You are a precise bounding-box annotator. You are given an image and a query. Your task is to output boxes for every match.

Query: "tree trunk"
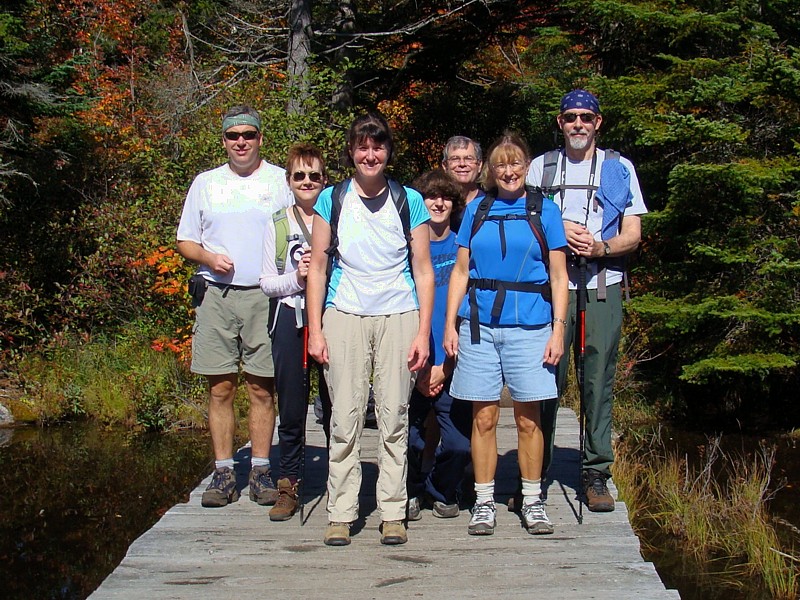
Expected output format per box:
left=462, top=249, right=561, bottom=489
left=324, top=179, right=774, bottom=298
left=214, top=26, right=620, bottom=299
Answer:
left=331, top=0, right=355, bottom=113
left=287, top=0, right=312, bottom=116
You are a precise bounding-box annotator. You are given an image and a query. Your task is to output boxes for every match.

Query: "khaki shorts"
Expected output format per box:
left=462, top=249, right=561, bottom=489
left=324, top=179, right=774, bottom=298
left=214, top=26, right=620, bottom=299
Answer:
left=191, top=285, right=274, bottom=378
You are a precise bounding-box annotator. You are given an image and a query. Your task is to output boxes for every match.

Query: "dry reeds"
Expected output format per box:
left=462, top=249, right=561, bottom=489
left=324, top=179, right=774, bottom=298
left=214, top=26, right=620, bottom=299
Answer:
left=614, top=429, right=799, bottom=599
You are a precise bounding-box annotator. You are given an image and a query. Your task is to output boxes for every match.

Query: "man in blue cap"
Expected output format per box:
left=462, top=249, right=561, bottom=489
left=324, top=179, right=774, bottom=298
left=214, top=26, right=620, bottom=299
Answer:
left=526, top=89, right=648, bottom=511
left=177, top=105, right=292, bottom=508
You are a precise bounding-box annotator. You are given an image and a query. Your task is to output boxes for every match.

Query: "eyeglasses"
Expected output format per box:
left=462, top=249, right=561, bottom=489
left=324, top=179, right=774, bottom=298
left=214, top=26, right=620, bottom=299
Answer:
left=491, top=161, right=525, bottom=173
left=446, top=156, right=479, bottom=165
left=291, top=171, right=323, bottom=183
left=561, top=112, right=597, bottom=124
left=224, top=130, right=259, bottom=141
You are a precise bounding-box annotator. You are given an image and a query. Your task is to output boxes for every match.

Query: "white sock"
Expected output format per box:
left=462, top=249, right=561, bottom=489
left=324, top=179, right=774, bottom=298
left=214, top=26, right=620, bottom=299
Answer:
left=474, top=481, right=495, bottom=505
left=215, top=458, right=234, bottom=470
left=521, top=478, right=542, bottom=506
left=251, top=457, right=270, bottom=469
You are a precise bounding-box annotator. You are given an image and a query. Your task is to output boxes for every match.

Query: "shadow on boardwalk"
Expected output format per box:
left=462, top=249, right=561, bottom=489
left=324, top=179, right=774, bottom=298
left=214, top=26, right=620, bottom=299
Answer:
left=90, top=406, right=678, bottom=599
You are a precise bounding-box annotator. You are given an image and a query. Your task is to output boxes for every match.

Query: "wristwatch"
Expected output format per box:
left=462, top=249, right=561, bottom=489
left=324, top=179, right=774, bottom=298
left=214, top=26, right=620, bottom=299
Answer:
left=602, top=241, right=611, bottom=256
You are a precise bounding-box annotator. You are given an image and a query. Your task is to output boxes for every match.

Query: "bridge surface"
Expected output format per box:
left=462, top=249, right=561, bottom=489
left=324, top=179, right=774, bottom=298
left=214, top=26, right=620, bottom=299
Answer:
left=90, top=405, right=679, bottom=599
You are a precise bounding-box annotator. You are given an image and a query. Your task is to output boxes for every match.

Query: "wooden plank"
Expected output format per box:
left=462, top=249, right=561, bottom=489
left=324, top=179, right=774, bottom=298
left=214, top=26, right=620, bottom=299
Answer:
left=89, top=406, right=679, bottom=599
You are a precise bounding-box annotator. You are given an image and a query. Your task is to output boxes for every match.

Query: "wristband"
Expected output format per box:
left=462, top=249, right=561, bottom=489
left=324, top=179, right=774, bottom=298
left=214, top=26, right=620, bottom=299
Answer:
left=553, top=317, right=567, bottom=326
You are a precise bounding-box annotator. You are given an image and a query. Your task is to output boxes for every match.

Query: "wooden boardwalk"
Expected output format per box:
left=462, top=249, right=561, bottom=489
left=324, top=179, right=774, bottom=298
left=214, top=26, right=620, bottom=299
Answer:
left=90, top=406, right=679, bottom=599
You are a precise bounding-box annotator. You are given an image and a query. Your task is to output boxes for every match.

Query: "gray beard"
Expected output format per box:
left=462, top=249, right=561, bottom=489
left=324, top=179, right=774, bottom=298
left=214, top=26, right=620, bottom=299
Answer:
left=567, top=134, right=590, bottom=151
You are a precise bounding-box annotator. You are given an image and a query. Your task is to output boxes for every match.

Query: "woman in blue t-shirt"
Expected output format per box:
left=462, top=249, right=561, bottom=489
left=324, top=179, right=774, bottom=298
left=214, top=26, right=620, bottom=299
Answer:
left=443, top=131, right=568, bottom=537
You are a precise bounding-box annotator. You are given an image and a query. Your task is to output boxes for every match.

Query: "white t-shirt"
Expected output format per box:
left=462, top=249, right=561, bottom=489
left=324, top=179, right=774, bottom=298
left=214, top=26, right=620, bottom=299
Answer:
left=315, top=181, right=430, bottom=316
left=526, top=149, right=648, bottom=290
left=177, top=160, right=292, bottom=286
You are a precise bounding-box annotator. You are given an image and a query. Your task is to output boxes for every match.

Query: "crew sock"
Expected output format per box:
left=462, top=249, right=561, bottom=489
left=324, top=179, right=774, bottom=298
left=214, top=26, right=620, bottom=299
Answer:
left=215, top=458, right=234, bottom=470
left=474, top=481, right=495, bottom=505
left=251, top=457, right=271, bottom=469
left=521, top=478, right=542, bottom=507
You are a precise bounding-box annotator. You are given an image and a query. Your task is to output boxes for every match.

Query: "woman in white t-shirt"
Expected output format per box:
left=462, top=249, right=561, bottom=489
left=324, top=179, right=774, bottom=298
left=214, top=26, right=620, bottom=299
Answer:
left=306, top=112, right=434, bottom=547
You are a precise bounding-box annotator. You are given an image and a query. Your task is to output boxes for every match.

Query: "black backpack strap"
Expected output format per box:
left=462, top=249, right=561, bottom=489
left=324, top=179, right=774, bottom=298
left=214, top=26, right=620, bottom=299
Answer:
left=525, top=186, right=550, bottom=271
left=325, top=179, right=349, bottom=281
left=467, top=278, right=552, bottom=343
left=540, top=149, right=560, bottom=193
left=469, top=192, right=496, bottom=242
left=387, top=179, right=410, bottom=241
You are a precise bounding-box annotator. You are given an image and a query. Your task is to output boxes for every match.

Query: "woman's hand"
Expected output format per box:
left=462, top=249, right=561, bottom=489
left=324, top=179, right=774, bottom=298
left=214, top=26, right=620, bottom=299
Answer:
left=542, top=328, right=564, bottom=366
left=308, top=330, right=329, bottom=364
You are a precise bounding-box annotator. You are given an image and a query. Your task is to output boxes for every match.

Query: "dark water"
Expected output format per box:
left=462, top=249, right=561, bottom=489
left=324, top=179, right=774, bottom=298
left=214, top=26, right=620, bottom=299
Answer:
left=1, top=422, right=798, bottom=600
left=630, top=427, right=800, bottom=599
left=0, top=423, right=211, bottom=600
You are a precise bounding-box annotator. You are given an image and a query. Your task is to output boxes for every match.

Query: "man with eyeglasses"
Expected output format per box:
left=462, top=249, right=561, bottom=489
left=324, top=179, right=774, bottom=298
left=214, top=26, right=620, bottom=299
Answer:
left=442, top=135, right=484, bottom=206
left=177, top=105, right=292, bottom=509
left=526, top=89, right=647, bottom=512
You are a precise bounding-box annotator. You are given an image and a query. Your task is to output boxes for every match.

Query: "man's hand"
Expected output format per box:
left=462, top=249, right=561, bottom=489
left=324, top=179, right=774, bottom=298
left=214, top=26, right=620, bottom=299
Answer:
left=563, top=221, right=595, bottom=257
left=209, top=253, right=234, bottom=275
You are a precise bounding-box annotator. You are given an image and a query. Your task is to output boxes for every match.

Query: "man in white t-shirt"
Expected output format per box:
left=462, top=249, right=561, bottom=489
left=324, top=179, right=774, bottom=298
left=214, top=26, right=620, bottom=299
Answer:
left=177, top=105, right=292, bottom=508
left=526, top=90, right=647, bottom=512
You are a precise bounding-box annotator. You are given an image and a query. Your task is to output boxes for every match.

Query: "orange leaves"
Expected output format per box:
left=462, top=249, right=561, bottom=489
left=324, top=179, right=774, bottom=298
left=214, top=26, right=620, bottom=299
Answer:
left=137, top=247, right=187, bottom=298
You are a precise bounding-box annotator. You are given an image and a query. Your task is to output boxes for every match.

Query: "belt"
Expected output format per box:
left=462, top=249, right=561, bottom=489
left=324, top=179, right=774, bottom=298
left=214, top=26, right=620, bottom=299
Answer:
left=207, top=281, right=260, bottom=291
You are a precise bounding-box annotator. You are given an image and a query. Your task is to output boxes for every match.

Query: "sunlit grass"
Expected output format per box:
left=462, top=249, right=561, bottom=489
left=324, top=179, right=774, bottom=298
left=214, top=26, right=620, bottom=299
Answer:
left=11, top=326, right=210, bottom=430
left=615, top=429, right=799, bottom=599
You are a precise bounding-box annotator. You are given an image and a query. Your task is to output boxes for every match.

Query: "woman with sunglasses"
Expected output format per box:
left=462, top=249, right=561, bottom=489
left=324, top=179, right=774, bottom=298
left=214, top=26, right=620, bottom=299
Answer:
left=259, top=142, right=332, bottom=522
left=306, top=112, right=434, bottom=547
left=443, top=131, right=569, bottom=537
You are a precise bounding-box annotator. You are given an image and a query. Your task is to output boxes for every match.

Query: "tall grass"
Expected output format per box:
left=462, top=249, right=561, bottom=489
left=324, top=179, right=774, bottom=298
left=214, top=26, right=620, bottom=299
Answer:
left=614, top=429, right=799, bottom=599
left=11, top=327, right=210, bottom=430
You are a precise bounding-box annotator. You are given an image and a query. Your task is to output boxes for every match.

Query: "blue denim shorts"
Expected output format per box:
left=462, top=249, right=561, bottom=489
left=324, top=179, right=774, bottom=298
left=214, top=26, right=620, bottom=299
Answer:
left=450, top=320, right=557, bottom=403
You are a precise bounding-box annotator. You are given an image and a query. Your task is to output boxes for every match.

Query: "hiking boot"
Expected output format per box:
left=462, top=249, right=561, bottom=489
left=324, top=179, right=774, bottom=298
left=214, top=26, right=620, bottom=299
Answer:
left=380, top=520, right=408, bottom=545
left=201, top=467, right=240, bottom=507
left=521, top=499, right=554, bottom=535
left=407, top=497, right=422, bottom=521
left=583, top=469, right=615, bottom=512
left=268, top=478, right=298, bottom=521
left=248, top=465, right=278, bottom=506
left=432, top=501, right=459, bottom=518
left=468, top=501, right=496, bottom=536
left=324, top=522, right=351, bottom=546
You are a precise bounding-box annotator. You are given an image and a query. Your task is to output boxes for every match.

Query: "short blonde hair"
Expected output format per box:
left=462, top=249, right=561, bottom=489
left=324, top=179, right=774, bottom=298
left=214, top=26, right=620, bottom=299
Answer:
left=480, top=131, right=531, bottom=192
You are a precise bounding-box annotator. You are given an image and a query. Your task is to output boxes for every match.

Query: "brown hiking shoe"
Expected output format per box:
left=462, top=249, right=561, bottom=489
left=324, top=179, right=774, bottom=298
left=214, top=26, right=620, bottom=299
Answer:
left=269, top=478, right=298, bottom=521
left=324, top=522, right=351, bottom=546
left=380, top=520, right=407, bottom=545
left=582, top=469, right=615, bottom=512
left=201, top=467, right=240, bottom=507
left=248, top=465, right=278, bottom=505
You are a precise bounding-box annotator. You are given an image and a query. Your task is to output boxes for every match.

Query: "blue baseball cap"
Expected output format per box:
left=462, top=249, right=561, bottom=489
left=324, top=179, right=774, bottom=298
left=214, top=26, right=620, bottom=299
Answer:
left=560, top=89, right=601, bottom=114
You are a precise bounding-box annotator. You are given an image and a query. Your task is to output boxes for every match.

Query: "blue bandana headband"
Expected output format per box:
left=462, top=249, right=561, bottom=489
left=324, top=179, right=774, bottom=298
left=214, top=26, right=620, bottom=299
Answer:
left=222, top=114, right=261, bottom=133
left=560, top=89, right=601, bottom=114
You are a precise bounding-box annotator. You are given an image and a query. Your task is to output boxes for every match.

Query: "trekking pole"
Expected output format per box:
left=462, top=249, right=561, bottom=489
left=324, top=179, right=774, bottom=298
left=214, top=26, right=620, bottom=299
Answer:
left=577, top=256, right=588, bottom=525
left=299, top=325, right=308, bottom=526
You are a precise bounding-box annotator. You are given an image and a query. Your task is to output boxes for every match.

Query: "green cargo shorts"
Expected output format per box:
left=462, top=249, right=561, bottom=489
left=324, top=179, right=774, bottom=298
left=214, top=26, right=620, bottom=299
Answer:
left=191, top=285, right=274, bottom=378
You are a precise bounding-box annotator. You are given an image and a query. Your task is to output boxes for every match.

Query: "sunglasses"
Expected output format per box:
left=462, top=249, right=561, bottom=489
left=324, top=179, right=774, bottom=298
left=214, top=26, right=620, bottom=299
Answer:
left=291, top=171, right=324, bottom=183
left=224, top=130, right=259, bottom=141
left=561, top=112, right=597, bottom=124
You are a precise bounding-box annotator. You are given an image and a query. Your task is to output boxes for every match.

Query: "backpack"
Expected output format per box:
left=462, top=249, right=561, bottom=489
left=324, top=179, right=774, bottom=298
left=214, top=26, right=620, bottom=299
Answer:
left=539, top=147, right=630, bottom=301
left=465, top=185, right=552, bottom=344
left=324, top=178, right=412, bottom=274
left=272, top=206, right=311, bottom=274
left=540, top=148, right=620, bottom=198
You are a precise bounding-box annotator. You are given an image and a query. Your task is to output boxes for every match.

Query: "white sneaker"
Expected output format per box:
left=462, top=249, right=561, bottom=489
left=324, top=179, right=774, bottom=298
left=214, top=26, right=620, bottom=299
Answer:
left=468, top=501, right=496, bottom=535
left=522, top=500, right=554, bottom=535
left=407, top=497, right=421, bottom=521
